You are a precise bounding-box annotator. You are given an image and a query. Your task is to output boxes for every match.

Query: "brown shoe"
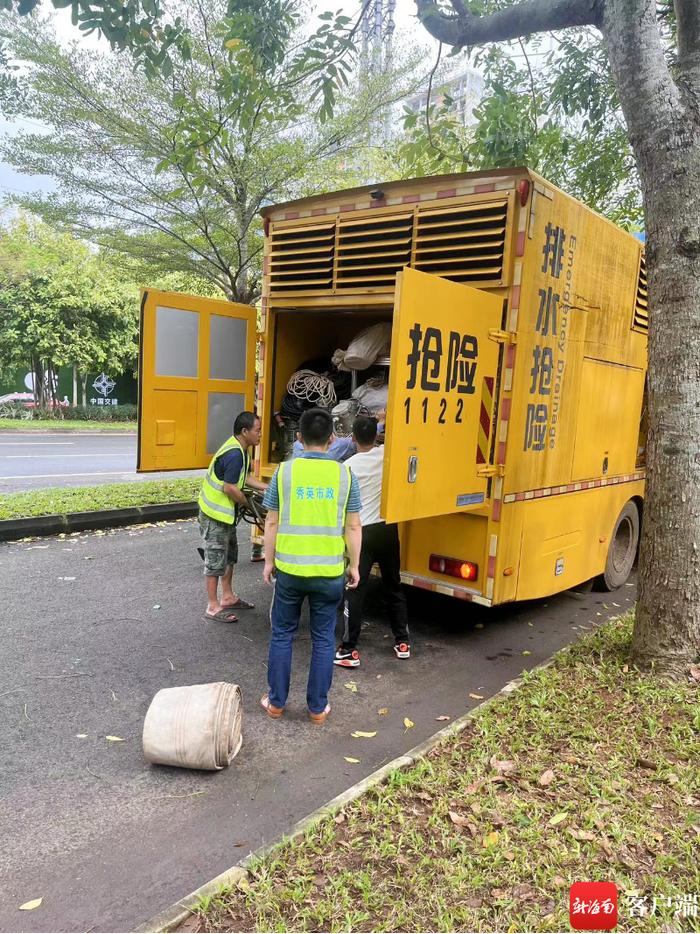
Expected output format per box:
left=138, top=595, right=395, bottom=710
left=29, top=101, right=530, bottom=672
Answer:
left=308, top=703, right=331, bottom=725
left=260, top=694, right=284, bottom=719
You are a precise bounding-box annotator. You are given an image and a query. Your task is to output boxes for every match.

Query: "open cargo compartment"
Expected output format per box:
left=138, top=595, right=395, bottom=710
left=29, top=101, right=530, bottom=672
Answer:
left=261, top=305, right=393, bottom=471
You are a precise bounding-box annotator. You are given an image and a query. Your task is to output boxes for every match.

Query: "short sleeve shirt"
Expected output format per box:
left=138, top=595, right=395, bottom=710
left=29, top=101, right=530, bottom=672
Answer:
left=214, top=448, right=248, bottom=487
left=263, top=451, right=361, bottom=513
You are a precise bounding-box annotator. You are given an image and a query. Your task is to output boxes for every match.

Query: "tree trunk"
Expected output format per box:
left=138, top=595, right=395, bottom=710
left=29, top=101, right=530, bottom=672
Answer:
left=81, top=373, right=88, bottom=407
left=603, top=0, right=700, bottom=677
left=72, top=364, right=77, bottom=407
left=34, top=357, right=45, bottom=408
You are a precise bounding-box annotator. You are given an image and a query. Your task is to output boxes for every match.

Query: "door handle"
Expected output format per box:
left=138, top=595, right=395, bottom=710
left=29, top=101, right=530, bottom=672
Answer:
left=408, top=455, right=418, bottom=483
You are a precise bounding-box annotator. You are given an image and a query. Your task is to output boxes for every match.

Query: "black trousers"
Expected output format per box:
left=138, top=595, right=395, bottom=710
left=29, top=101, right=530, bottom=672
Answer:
left=341, top=521, right=409, bottom=650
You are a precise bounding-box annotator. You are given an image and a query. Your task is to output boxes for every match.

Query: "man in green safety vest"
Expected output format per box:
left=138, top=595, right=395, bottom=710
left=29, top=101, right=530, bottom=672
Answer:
left=198, top=411, right=268, bottom=623
left=260, top=407, right=362, bottom=724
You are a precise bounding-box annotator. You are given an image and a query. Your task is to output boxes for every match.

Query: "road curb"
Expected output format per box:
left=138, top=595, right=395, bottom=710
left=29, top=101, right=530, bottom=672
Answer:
left=136, top=657, right=557, bottom=934
left=0, top=502, right=198, bottom=542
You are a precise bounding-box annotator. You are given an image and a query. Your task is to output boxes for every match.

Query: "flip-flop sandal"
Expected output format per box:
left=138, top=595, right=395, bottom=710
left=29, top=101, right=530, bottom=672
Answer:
left=203, top=609, right=239, bottom=623
left=223, top=597, right=255, bottom=610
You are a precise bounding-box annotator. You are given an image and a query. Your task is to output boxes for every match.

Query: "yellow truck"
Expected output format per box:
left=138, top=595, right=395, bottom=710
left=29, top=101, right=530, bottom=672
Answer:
left=137, top=167, right=647, bottom=607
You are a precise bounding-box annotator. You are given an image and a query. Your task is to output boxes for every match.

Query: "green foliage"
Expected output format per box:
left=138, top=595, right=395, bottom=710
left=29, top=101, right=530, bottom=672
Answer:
left=1, top=0, right=364, bottom=128
left=0, top=215, right=139, bottom=400
left=388, top=31, right=642, bottom=229
left=2, top=0, right=188, bottom=80
left=0, top=415, right=136, bottom=429
left=0, top=402, right=138, bottom=420
left=0, top=476, right=200, bottom=519
left=1, top=4, right=422, bottom=301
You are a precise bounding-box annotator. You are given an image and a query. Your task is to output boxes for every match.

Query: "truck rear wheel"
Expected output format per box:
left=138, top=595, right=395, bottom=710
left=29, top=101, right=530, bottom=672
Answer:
left=595, top=501, right=640, bottom=591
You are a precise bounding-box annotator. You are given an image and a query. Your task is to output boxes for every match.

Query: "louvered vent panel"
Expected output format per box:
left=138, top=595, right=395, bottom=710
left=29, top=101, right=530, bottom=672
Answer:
left=633, top=253, right=648, bottom=332
left=335, top=213, right=413, bottom=288
left=269, top=222, right=335, bottom=292
left=413, top=199, right=508, bottom=284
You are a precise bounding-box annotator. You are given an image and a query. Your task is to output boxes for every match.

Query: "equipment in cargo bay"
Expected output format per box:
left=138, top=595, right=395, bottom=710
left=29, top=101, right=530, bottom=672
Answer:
left=136, top=168, right=647, bottom=608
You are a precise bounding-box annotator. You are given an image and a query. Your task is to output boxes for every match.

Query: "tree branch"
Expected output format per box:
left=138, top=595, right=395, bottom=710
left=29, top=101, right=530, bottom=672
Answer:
left=674, top=0, right=700, bottom=91
left=415, top=0, right=602, bottom=47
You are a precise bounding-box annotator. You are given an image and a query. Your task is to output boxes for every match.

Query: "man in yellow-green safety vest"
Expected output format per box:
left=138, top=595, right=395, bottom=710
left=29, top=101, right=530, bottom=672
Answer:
left=260, top=407, right=362, bottom=725
left=198, top=411, right=268, bottom=623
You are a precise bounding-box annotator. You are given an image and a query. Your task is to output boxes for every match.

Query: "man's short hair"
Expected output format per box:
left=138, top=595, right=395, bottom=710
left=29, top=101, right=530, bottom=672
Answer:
left=352, top=416, right=378, bottom=446
left=299, top=407, right=333, bottom=446
left=234, top=411, right=258, bottom=435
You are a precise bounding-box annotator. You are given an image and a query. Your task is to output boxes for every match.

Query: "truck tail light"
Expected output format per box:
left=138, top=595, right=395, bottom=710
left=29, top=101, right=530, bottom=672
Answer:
left=429, top=554, right=478, bottom=581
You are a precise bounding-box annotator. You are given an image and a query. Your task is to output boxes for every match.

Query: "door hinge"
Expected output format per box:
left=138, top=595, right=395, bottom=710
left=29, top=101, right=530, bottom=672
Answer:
left=476, top=464, right=505, bottom=478
left=489, top=329, right=517, bottom=345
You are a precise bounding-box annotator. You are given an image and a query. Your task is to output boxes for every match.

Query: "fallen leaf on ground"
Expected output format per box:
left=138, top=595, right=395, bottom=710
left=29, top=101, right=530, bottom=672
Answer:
left=690, top=665, right=700, bottom=682
left=490, top=756, right=516, bottom=775
left=522, top=650, right=532, bottom=656
left=538, top=769, right=555, bottom=786
left=482, top=831, right=500, bottom=848
left=513, top=884, right=537, bottom=901
left=667, top=773, right=680, bottom=784
left=548, top=812, right=569, bottom=826
left=75, top=733, right=87, bottom=739
left=351, top=730, right=377, bottom=738
left=105, top=735, right=125, bottom=742
left=333, top=814, right=345, bottom=824
left=569, top=829, right=596, bottom=841
left=449, top=810, right=471, bottom=828
left=19, top=899, right=42, bottom=911
left=153, top=604, right=161, bottom=610
left=233, top=841, right=249, bottom=847
left=635, top=757, right=656, bottom=770
left=416, top=791, right=432, bottom=802
left=622, top=664, right=629, bottom=673
left=344, top=682, right=358, bottom=693
left=435, top=715, right=450, bottom=721
left=552, top=875, right=567, bottom=888
left=343, top=756, right=360, bottom=764
left=469, top=693, right=484, bottom=700
left=377, top=707, right=389, bottom=716
left=403, top=717, right=415, bottom=731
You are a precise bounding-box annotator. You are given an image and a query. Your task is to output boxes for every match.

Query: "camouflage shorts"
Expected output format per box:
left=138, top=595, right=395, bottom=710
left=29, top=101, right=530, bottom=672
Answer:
left=198, top=510, right=238, bottom=576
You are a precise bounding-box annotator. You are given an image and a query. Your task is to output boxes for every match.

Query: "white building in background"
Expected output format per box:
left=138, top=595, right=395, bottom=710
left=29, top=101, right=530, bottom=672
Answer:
left=406, top=67, right=485, bottom=126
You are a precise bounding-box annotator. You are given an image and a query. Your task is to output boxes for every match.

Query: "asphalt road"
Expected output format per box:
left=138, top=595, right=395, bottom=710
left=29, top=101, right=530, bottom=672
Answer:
left=0, top=432, right=203, bottom=494
left=0, top=521, right=637, bottom=933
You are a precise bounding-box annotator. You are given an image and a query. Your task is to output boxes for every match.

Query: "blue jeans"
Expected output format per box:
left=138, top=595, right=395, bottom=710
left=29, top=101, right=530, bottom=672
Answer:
left=268, top=570, right=345, bottom=714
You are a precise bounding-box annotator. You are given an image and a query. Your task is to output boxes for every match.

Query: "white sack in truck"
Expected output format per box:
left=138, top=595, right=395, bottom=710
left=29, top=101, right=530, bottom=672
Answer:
left=352, top=378, right=388, bottom=412
left=332, top=322, right=391, bottom=372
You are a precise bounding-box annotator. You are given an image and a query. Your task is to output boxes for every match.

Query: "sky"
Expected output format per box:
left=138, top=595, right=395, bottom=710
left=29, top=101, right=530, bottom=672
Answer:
left=0, top=0, right=440, bottom=201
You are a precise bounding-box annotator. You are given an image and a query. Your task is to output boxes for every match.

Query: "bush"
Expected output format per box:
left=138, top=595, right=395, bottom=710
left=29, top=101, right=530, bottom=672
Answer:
left=0, top=402, right=138, bottom=421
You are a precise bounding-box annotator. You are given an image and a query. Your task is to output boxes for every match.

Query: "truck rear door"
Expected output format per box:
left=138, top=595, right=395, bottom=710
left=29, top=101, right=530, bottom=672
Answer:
left=138, top=289, right=256, bottom=471
left=382, top=267, right=502, bottom=523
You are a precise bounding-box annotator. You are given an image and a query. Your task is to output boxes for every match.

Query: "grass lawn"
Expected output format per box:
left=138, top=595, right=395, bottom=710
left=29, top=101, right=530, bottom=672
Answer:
left=0, top=477, right=201, bottom=520
left=193, top=613, right=700, bottom=933
left=0, top=418, right=137, bottom=432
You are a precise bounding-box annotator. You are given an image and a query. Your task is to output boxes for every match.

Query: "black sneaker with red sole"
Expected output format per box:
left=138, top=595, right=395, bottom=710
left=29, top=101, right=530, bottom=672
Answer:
left=334, top=648, right=360, bottom=667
